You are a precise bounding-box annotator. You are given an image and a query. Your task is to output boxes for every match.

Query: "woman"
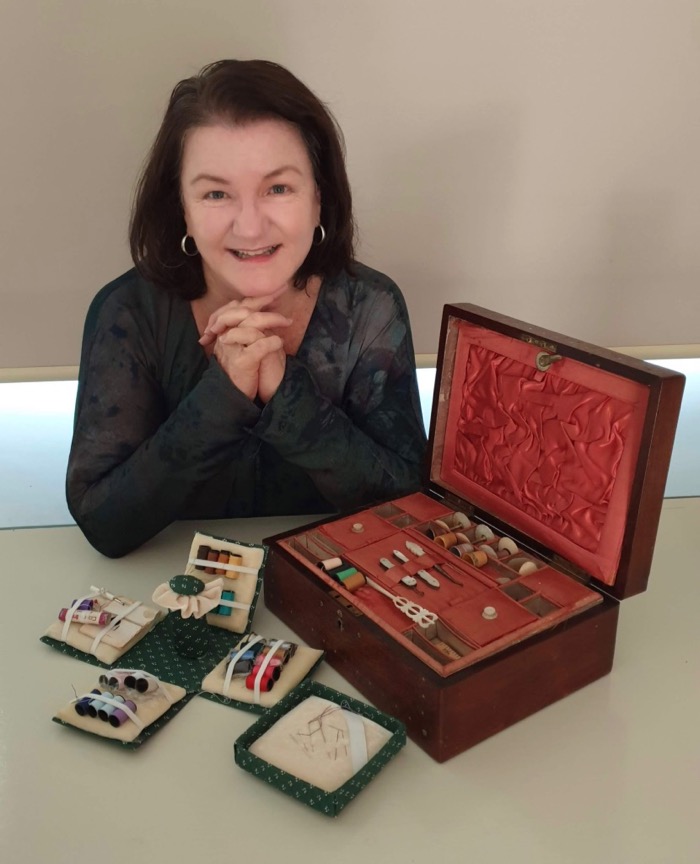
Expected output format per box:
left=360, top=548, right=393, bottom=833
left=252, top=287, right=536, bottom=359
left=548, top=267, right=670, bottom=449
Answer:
left=66, top=59, right=427, bottom=557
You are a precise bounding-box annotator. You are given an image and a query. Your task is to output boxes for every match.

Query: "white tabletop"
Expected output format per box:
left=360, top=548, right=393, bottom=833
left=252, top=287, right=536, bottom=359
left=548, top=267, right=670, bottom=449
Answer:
left=0, top=500, right=697, bottom=864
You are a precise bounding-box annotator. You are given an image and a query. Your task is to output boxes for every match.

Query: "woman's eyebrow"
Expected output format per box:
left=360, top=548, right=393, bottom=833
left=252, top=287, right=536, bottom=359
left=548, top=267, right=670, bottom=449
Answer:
left=189, top=166, right=303, bottom=185
left=189, top=173, right=229, bottom=185
left=263, top=165, right=303, bottom=179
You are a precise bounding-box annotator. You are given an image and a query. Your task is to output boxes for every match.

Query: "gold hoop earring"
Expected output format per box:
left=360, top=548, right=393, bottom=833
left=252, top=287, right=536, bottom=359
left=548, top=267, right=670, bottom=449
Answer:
left=313, top=224, right=326, bottom=246
left=181, top=234, right=199, bottom=257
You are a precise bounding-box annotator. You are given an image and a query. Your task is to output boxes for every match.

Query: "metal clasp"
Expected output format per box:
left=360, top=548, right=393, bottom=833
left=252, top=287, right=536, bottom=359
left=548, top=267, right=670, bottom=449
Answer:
left=535, top=352, right=563, bottom=372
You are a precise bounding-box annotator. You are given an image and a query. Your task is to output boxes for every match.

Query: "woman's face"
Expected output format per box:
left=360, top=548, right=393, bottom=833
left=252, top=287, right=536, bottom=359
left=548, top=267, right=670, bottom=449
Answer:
left=180, top=118, right=321, bottom=301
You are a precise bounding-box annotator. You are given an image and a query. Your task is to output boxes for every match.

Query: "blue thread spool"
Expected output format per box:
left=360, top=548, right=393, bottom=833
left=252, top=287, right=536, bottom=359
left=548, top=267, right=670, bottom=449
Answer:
left=87, top=690, right=113, bottom=718
left=98, top=694, right=125, bottom=722
left=71, top=598, right=95, bottom=611
left=109, top=699, right=137, bottom=728
left=233, top=659, right=253, bottom=675
left=74, top=688, right=101, bottom=716
left=216, top=590, right=235, bottom=617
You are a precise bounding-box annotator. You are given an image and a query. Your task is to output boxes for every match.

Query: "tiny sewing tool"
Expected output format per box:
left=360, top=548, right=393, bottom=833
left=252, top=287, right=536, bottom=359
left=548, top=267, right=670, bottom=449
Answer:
left=364, top=577, right=437, bottom=628
left=379, top=557, right=423, bottom=594
left=432, top=562, right=464, bottom=587
left=404, top=541, right=441, bottom=588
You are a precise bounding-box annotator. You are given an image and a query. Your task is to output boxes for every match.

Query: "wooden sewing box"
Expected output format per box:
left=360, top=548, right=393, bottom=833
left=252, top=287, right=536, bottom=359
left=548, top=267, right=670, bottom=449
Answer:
left=263, top=304, right=685, bottom=762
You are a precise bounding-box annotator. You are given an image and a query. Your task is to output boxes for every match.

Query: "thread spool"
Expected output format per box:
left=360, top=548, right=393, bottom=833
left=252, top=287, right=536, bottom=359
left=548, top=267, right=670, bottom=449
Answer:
left=87, top=691, right=112, bottom=718
left=426, top=520, right=450, bottom=539
left=98, top=694, right=125, bottom=722
left=231, top=659, right=254, bottom=675
left=227, top=553, right=243, bottom=578
left=434, top=532, right=458, bottom=549
left=124, top=673, right=157, bottom=693
left=341, top=571, right=367, bottom=593
left=335, top=566, right=358, bottom=581
left=58, top=608, right=111, bottom=626
left=450, top=512, right=472, bottom=530
left=70, top=598, right=95, bottom=611
left=216, top=589, right=235, bottom=617
left=196, top=544, right=210, bottom=570
left=510, top=557, right=538, bottom=575
left=452, top=549, right=488, bottom=567
left=475, top=524, right=495, bottom=541
left=320, top=557, right=343, bottom=572
left=245, top=671, right=274, bottom=692
left=259, top=643, right=295, bottom=663
left=498, top=538, right=519, bottom=556
left=109, top=700, right=137, bottom=728
left=74, top=689, right=101, bottom=717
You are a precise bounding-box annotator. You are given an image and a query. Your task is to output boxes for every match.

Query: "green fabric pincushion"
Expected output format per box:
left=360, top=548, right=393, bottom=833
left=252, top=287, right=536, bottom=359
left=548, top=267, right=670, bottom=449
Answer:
left=152, top=574, right=224, bottom=659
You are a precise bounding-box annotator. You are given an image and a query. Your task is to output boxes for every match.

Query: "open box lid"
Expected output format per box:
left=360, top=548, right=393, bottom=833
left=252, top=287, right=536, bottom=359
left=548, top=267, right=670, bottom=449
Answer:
left=427, top=304, right=685, bottom=600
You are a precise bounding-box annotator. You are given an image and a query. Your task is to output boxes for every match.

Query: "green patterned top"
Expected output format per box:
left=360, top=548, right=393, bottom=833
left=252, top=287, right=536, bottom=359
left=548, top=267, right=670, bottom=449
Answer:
left=67, top=264, right=426, bottom=557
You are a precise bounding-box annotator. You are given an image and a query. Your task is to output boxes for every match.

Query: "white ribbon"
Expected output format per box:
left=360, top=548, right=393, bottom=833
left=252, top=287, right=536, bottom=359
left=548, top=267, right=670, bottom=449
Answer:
left=341, top=709, right=369, bottom=773
left=188, top=556, right=259, bottom=576
left=252, top=639, right=284, bottom=704
left=215, top=596, right=250, bottom=612
left=223, top=634, right=264, bottom=696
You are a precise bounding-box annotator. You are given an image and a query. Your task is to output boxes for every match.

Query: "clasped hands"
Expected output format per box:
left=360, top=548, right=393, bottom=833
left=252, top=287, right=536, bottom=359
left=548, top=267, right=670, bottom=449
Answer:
left=199, top=295, right=292, bottom=403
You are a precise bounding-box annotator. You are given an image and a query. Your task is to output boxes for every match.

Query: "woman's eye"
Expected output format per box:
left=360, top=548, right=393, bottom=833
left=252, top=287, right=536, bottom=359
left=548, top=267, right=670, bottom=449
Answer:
left=205, top=190, right=226, bottom=200
left=269, top=184, right=288, bottom=195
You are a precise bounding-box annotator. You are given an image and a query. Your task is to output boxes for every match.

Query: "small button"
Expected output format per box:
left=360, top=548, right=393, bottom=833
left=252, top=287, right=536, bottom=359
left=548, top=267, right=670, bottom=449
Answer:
left=482, top=605, right=498, bottom=620
left=351, top=522, right=364, bottom=533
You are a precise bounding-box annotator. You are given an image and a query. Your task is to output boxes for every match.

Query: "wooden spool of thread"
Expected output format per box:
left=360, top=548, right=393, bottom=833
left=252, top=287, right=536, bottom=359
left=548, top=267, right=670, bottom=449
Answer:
left=341, top=571, right=367, bottom=593
left=434, top=531, right=458, bottom=549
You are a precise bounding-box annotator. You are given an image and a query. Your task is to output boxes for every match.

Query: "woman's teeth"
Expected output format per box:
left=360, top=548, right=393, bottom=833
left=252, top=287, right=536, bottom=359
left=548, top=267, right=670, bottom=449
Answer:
left=232, top=246, right=278, bottom=259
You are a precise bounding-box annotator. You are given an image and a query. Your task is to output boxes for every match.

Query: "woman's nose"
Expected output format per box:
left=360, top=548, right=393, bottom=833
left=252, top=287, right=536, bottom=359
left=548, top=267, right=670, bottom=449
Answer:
left=231, top=197, right=265, bottom=239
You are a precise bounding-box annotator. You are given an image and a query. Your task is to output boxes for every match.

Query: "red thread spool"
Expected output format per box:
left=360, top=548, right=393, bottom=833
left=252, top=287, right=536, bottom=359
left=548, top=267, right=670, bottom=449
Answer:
left=245, top=671, right=275, bottom=692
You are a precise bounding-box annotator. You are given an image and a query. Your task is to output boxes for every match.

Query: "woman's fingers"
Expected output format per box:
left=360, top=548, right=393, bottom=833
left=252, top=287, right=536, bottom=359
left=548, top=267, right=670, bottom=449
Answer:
left=199, top=309, right=291, bottom=345
left=213, top=329, right=285, bottom=399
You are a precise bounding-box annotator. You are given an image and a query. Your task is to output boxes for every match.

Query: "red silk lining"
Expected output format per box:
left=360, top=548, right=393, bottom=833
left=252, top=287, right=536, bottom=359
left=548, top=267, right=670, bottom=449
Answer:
left=438, top=323, right=649, bottom=586
left=453, top=346, right=630, bottom=551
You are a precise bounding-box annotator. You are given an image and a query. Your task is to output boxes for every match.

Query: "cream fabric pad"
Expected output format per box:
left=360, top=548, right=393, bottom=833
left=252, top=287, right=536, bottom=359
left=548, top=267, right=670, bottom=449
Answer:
left=201, top=645, right=324, bottom=708
left=249, top=695, right=392, bottom=792
left=54, top=679, right=186, bottom=743
left=44, top=601, right=164, bottom=665
left=185, top=531, right=264, bottom=633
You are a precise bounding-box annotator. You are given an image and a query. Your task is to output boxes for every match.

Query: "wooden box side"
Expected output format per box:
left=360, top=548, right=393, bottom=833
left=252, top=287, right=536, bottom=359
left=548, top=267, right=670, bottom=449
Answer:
left=264, top=544, right=620, bottom=762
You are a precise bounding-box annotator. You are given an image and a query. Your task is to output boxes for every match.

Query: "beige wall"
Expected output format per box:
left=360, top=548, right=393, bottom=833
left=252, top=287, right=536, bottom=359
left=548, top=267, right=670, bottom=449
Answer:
left=1, top=0, right=699, bottom=367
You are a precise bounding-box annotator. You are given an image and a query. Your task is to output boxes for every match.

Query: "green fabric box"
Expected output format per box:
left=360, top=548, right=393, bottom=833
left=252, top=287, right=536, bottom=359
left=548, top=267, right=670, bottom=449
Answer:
left=234, top=680, right=406, bottom=816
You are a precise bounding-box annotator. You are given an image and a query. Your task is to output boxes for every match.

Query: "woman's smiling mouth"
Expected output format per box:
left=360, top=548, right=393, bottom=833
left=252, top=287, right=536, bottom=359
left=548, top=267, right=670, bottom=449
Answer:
left=230, top=245, right=280, bottom=260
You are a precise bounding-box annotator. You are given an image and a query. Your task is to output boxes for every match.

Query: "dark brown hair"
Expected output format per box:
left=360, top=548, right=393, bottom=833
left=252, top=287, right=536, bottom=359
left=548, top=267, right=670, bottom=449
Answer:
left=129, top=59, right=355, bottom=297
